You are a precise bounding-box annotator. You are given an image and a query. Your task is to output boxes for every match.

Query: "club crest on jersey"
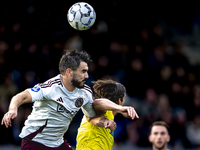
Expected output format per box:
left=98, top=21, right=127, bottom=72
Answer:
left=31, top=85, right=40, bottom=92
left=75, top=97, right=83, bottom=107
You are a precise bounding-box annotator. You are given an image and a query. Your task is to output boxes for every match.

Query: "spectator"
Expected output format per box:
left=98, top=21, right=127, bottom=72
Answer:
left=149, top=121, right=170, bottom=150
left=186, top=113, right=200, bottom=149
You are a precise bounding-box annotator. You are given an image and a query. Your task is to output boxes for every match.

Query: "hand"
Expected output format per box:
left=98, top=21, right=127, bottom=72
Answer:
left=104, top=120, right=117, bottom=131
left=119, top=106, right=139, bottom=120
left=1, top=109, right=18, bottom=128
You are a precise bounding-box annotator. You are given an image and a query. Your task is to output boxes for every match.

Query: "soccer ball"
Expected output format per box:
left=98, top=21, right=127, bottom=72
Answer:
left=67, top=2, right=96, bottom=31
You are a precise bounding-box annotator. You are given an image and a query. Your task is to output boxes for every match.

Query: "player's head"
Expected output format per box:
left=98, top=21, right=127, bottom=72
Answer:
left=59, top=49, right=92, bottom=88
left=59, top=49, right=92, bottom=73
left=149, top=121, right=170, bottom=150
left=92, top=79, right=126, bottom=105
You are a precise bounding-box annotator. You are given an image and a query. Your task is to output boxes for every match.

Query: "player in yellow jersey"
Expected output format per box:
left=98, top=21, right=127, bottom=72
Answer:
left=76, top=79, right=139, bottom=150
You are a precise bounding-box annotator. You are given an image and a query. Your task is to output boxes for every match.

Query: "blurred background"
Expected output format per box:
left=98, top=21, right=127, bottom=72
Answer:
left=1, top=0, right=200, bottom=150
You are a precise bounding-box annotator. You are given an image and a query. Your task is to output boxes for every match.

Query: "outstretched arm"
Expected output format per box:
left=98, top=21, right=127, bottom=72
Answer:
left=93, top=98, right=139, bottom=120
left=1, top=90, right=32, bottom=128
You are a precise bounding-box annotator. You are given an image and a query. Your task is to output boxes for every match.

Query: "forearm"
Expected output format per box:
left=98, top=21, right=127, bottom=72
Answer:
left=93, top=98, right=122, bottom=113
left=9, top=90, right=32, bottom=111
left=85, top=115, right=106, bottom=127
left=2, top=90, right=32, bottom=128
left=93, top=99, right=139, bottom=120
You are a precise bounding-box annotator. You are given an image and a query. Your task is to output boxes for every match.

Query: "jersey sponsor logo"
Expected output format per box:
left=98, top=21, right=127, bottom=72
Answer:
left=57, top=104, right=78, bottom=116
left=57, top=104, right=65, bottom=113
left=75, top=97, right=83, bottom=107
left=31, top=86, right=41, bottom=92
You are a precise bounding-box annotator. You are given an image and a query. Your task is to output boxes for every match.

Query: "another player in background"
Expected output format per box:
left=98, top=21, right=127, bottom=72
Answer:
left=76, top=79, right=139, bottom=150
left=1, top=49, right=138, bottom=150
left=149, top=121, right=170, bottom=150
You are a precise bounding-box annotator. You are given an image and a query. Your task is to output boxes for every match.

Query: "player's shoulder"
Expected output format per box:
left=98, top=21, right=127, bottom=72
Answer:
left=82, top=84, right=93, bottom=95
left=78, top=84, right=93, bottom=97
left=39, top=74, right=62, bottom=88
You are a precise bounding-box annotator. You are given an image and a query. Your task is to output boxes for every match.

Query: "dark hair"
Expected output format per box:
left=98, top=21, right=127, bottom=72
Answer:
left=149, top=121, right=170, bottom=134
left=92, top=79, right=126, bottom=104
left=59, top=49, right=92, bottom=74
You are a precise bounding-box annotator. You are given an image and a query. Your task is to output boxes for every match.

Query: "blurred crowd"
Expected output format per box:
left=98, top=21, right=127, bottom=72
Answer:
left=1, top=1, right=200, bottom=150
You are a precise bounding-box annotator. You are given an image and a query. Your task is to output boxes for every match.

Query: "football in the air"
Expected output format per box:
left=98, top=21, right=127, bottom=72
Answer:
left=67, top=2, right=96, bottom=31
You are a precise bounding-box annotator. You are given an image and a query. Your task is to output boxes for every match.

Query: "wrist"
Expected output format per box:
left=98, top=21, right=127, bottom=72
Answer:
left=116, top=105, right=123, bottom=113
left=9, top=106, right=18, bottom=112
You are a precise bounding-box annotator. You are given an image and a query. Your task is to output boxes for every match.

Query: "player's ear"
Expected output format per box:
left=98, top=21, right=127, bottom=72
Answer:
left=117, top=98, right=120, bottom=105
left=167, top=135, right=170, bottom=142
left=148, top=135, right=152, bottom=142
left=66, top=68, right=73, bottom=76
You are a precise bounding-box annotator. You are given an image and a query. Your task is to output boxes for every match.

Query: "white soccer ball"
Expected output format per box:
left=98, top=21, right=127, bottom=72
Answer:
left=67, top=2, right=96, bottom=31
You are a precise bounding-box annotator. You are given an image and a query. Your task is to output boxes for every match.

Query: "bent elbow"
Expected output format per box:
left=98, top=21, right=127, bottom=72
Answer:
left=93, top=99, right=100, bottom=110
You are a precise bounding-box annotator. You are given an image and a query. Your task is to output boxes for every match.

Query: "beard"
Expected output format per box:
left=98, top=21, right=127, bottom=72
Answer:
left=154, top=142, right=166, bottom=150
left=71, top=78, right=87, bottom=88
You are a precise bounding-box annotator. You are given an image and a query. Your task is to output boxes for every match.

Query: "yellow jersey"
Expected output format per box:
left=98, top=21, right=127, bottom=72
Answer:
left=76, top=111, right=114, bottom=150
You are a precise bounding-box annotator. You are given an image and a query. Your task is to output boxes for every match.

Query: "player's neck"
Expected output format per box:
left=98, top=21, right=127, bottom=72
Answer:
left=61, top=75, right=75, bottom=92
left=112, top=111, right=117, bottom=116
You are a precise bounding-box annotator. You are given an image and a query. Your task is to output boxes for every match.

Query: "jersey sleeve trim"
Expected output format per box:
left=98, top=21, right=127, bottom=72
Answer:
left=39, top=79, right=63, bottom=88
left=83, top=85, right=92, bottom=94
